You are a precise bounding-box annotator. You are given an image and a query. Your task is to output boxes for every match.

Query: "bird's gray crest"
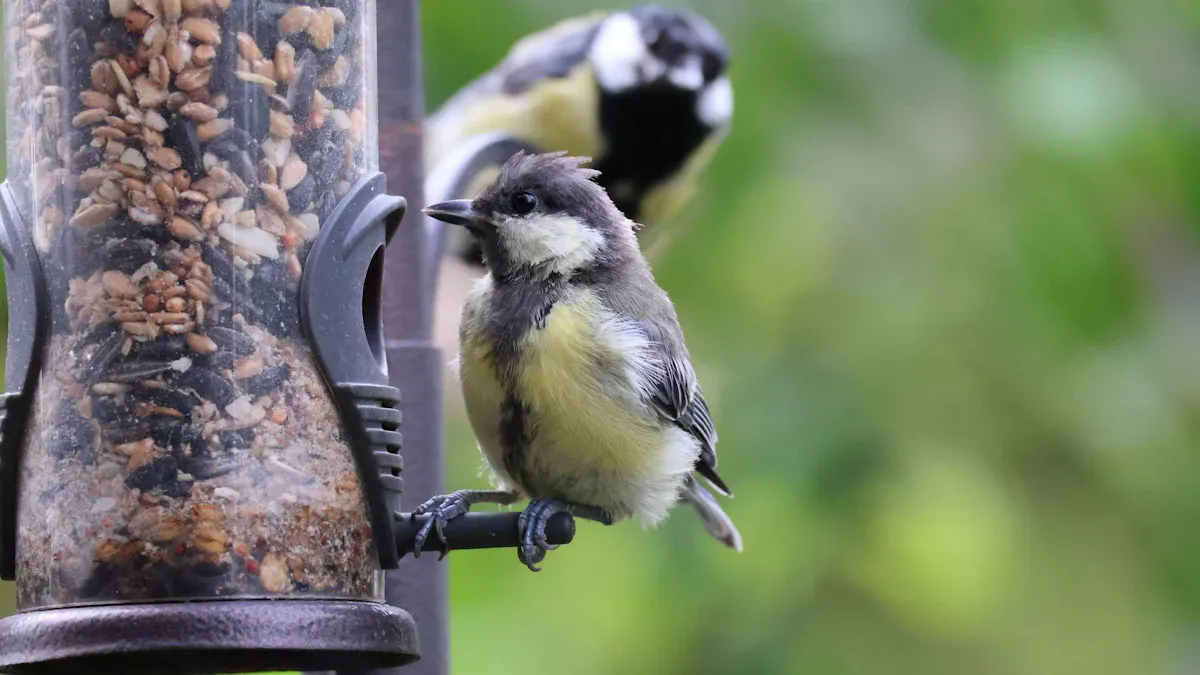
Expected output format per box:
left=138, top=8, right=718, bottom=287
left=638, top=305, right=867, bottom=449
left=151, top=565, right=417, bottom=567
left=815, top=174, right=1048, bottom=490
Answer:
left=497, top=150, right=602, bottom=187
left=475, top=150, right=616, bottom=222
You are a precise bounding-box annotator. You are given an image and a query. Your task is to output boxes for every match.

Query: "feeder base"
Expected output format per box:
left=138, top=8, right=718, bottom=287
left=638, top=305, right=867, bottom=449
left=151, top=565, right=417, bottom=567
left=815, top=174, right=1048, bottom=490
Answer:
left=0, top=599, right=420, bottom=674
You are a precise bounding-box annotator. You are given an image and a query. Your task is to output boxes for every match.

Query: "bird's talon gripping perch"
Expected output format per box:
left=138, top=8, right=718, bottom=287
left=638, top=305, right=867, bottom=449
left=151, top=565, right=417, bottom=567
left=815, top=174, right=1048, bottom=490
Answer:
left=517, top=498, right=564, bottom=571
left=408, top=489, right=523, bottom=559
left=515, top=499, right=612, bottom=572
left=410, top=491, right=474, bottom=558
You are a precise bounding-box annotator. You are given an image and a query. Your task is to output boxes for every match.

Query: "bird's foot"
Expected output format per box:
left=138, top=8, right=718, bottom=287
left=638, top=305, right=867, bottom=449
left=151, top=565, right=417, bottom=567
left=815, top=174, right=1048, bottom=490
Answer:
left=517, top=499, right=613, bottom=572
left=411, top=489, right=520, bottom=560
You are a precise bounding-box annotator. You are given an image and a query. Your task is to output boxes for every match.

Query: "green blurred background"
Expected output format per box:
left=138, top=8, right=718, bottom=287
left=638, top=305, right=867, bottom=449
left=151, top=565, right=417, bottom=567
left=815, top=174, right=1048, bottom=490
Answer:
left=7, top=0, right=1200, bottom=673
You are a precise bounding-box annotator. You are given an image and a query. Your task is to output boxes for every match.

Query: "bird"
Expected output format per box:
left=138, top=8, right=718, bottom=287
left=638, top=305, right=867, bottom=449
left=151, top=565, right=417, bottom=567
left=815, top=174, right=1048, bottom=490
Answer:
left=416, top=151, right=742, bottom=571
left=425, top=3, right=734, bottom=270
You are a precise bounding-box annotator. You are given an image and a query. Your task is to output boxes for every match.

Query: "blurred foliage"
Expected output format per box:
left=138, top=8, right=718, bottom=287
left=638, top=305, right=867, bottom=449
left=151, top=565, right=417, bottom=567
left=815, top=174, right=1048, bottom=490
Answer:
left=1, top=1, right=1200, bottom=674
left=426, top=1, right=1200, bottom=674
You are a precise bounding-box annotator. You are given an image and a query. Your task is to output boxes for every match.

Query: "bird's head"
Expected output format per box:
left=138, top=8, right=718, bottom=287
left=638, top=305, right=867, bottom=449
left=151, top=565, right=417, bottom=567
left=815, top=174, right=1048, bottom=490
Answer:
left=423, top=152, right=637, bottom=281
left=588, top=4, right=732, bottom=128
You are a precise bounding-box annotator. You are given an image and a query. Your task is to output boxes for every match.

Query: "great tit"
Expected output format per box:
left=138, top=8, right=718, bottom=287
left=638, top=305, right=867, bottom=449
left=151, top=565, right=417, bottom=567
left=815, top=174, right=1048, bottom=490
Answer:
left=418, top=151, right=742, bottom=571
left=425, top=3, right=733, bottom=268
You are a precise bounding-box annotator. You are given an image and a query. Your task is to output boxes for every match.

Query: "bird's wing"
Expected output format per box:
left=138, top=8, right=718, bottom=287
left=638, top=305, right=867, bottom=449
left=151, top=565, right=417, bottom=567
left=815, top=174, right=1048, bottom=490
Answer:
left=497, top=12, right=607, bottom=95
left=643, top=346, right=732, bottom=497
left=430, top=12, right=606, bottom=115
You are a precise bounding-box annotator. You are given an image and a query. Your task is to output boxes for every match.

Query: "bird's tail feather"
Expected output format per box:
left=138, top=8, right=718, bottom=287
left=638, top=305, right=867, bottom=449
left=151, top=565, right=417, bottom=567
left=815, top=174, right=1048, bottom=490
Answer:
left=681, top=478, right=743, bottom=552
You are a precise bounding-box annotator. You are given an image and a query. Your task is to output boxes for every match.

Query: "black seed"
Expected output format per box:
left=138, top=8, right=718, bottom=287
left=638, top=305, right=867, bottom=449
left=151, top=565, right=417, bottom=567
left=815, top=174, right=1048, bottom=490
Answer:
left=83, top=221, right=175, bottom=248
left=286, top=50, right=318, bottom=121
left=294, top=116, right=334, bottom=159
left=144, top=562, right=174, bottom=598
left=101, top=422, right=146, bottom=445
left=91, top=395, right=133, bottom=423
left=315, top=23, right=348, bottom=69
left=322, top=61, right=362, bottom=111
left=208, top=134, right=261, bottom=190
left=72, top=0, right=112, bottom=25
left=148, top=419, right=196, bottom=450
left=201, top=241, right=240, bottom=280
left=131, top=385, right=201, bottom=413
left=173, top=562, right=229, bottom=596
left=95, top=20, right=136, bottom=57
left=317, top=189, right=341, bottom=222
left=128, top=335, right=188, bottom=361
left=228, top=80, right=272, bottom=142
left=287, top=171, right=315, bottom=212
left=100, top=238, right=161, bottom=275
left=206, top=326, right=256, bottom=355
left=166, top=116, right=204, bottom=176
left=185, top=453, right=240, bottom=480
left=193, top=561, right=231, bottom=578
left=81, top=330, right=126, bottom=382
left=312, top=135, right=345, bottom=195
left=202, top=350, right=239, bottom=372
left=78, top=320, right=121, bottom=349
left=77, top=563, right=117, bottom=600
left=50, top=404, right=95, bottom=464
left=163, top=479, right=194, bottom=499
left=179, top=369, right=238, bottom=408
left=71, top=144, right=104, bottom=172
left=244, top=364, right=291, bottom=395
left=63, top=28, right=93, bottom=92
left=212, top=12, right=241, bottom=90
left=125, top=455, right=179, bottom=492
left=105, top=360, right=175, bottom=383
left=211, top=277, right=268, bottom=325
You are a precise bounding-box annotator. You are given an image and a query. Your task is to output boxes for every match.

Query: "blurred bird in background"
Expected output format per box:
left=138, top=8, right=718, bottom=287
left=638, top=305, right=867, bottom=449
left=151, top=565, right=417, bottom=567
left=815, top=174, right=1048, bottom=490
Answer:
left=425, top=4, right=734, bottom=354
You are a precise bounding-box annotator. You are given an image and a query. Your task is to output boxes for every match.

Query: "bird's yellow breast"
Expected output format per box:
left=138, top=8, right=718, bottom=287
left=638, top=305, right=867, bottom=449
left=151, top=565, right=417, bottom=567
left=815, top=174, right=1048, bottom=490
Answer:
left=457, top=291, right=661, bottom=501
left=515, top=295, right=659, bottom=472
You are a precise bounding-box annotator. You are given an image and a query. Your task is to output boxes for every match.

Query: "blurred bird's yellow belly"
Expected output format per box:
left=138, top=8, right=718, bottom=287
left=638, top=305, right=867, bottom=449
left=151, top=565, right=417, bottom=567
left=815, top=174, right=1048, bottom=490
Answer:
left=426, top=64, right=603, bottom=170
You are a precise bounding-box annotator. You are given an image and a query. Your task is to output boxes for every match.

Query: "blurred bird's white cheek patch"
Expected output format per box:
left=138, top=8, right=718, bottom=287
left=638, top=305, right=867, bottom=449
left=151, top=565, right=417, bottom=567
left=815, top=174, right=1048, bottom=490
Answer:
left=697, top=76, right=733, bottom=127
left=590, top=13, right=655, bottom=91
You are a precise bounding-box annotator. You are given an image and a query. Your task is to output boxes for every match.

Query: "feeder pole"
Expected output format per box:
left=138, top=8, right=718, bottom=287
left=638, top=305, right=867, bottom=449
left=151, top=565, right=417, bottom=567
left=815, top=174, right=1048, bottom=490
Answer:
left=380, top=1, right=449, bottom=674
left=372, top=1, right=448, bottom=674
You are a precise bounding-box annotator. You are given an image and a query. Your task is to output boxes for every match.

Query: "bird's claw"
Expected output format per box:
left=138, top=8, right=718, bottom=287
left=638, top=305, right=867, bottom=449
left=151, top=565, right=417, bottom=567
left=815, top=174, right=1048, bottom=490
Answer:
left=410, top=491, right=474, bottom=560
left=516, top=498, right=569, bottom=572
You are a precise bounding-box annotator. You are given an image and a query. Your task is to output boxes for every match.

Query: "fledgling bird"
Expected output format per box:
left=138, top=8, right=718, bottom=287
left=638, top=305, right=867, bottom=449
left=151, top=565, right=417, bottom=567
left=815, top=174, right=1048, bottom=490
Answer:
left=417, top=151, right=742, bottom=571
left=425, top=3, right=734, bottom=268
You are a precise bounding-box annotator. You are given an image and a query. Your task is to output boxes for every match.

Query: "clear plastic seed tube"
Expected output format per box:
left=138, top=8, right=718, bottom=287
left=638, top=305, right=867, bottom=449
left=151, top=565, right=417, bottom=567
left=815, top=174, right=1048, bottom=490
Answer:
left=5, top=0, right=384, bottom=609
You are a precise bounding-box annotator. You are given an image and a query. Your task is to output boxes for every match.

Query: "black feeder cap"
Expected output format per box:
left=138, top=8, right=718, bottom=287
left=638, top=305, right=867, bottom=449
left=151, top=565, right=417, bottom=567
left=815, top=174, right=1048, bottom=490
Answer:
left=0, top=600, right=420, bottom=675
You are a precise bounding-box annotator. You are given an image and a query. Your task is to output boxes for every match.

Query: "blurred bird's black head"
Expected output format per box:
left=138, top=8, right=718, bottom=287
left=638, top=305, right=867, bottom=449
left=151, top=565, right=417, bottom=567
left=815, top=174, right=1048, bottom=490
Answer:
left=584, top=5, right=733, bottom=220
left=633, top=4, right=728, bottom=86
left=424, top=152, right=637, bottom=281
left=590, top=4, right=729, bottom=96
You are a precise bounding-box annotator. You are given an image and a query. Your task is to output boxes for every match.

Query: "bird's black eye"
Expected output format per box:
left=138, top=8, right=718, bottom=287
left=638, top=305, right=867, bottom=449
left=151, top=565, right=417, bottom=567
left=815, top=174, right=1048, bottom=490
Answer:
left=510, top=191, right=538, bottom=215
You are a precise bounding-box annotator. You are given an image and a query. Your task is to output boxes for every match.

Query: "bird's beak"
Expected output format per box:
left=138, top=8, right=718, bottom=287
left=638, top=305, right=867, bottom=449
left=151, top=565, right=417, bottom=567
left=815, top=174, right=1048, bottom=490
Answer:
left=422, top=200, right=487, bottom=229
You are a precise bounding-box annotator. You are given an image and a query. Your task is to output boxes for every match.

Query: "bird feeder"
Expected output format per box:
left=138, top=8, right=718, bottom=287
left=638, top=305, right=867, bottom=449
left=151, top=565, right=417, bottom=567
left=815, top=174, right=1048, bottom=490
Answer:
left=0, top=0, right=419, bottom=671
left=0, top=2, right=573, bottom=674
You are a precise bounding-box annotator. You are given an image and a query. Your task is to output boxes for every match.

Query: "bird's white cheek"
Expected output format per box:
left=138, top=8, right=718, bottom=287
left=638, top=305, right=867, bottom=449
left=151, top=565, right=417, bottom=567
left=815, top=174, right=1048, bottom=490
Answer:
left=697, top=76, right=733, bottom=128
left=501, top=215, right=603, bottom=271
